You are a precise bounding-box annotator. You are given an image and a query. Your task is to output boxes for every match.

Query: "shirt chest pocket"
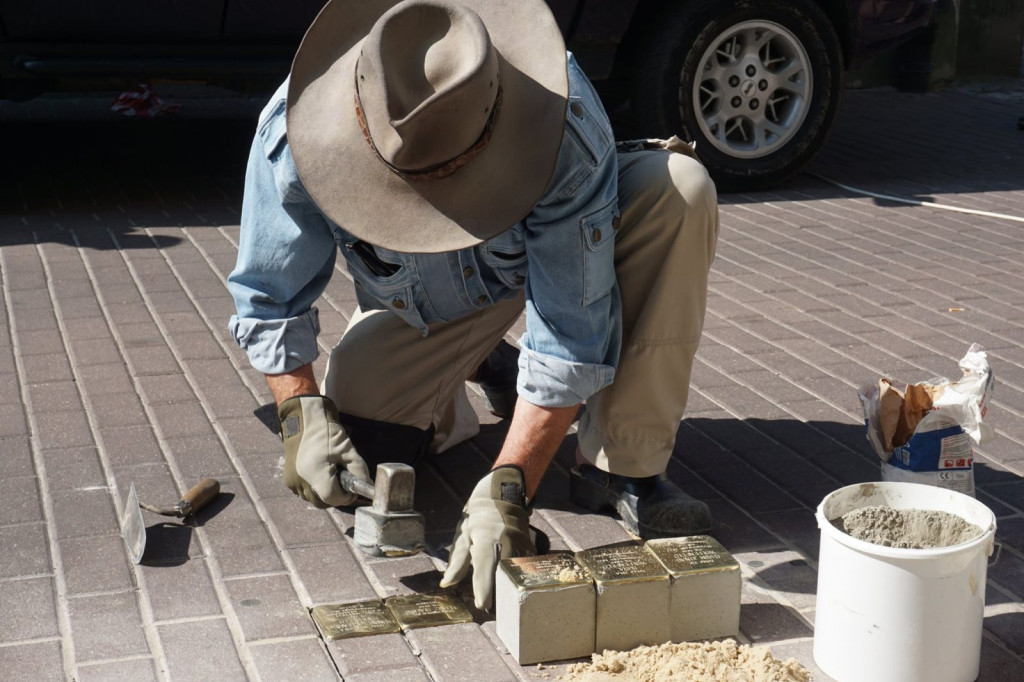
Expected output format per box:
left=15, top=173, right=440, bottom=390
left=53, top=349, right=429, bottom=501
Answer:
left=479, top=225, right=528, bottom=288
left=340, top=240, right=429, bottom=332
left=580, top=199, right=619, bottom=306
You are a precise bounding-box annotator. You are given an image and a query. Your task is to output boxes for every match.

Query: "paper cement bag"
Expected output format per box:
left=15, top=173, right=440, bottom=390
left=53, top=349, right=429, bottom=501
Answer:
left=858, top=344, right=995, bottom=497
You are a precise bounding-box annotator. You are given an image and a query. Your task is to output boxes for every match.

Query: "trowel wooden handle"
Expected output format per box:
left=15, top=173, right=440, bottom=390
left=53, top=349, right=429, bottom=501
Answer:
left=176, top=478, right=220, bottom=517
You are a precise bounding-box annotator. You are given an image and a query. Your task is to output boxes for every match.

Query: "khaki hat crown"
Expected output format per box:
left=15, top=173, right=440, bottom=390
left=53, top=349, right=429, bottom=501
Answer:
left=356, top=0, right=501, bottom=175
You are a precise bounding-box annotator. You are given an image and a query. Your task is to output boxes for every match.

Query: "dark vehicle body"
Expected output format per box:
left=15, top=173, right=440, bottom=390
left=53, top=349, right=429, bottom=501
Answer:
left=0, top=0, right=936, bottom=190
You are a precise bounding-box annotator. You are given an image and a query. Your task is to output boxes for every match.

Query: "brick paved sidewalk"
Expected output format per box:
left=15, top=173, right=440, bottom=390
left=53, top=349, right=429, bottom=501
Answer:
left=1, top=84, right=1023, bottom=681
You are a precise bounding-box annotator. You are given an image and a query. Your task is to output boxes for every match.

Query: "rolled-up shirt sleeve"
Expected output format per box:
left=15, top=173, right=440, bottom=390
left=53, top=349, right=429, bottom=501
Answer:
left=228, top=88, right=337, bottom=375
left=516, top=56, right=622, bottom=408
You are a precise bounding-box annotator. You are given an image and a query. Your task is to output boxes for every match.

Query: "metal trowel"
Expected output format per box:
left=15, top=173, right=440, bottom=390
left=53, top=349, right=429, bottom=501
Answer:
left=121, top=478, right=220, bottom=564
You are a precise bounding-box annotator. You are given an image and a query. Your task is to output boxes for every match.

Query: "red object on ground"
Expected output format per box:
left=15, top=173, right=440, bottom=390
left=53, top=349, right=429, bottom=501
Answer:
left=110, top=84, right=181, bottom=117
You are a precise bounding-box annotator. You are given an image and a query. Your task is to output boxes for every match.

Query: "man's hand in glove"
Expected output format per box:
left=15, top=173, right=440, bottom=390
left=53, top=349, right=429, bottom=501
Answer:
left=278, top=395, right=370, bottom=508
left=439, top=465, right=536, bottom=610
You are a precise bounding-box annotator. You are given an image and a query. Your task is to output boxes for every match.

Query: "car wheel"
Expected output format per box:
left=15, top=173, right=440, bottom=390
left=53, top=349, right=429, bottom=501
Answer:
left=630, top=0, right=844, bottom=192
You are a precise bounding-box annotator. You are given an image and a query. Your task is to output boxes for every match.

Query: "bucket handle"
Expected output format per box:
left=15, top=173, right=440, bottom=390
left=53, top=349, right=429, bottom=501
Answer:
left=988, top=541, right=1002, bottom=567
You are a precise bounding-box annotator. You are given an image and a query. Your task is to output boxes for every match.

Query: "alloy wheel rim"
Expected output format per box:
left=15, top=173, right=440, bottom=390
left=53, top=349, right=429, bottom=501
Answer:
left=686, top=20, right=813, bottom=159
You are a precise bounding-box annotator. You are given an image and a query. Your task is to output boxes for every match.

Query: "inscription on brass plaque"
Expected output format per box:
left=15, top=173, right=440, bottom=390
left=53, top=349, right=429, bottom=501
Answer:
left=500, top=552, right=592, bottom=591
left=576, top=544, right=669, bottom=585
left=645, top=536, right=738, bottom=576
left=385, top=592, right=473, bottom=630
left=311, top=601, right=401, bottom=641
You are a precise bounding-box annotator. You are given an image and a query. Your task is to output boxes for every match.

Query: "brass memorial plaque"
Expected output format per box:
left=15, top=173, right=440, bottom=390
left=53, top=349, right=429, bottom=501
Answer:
left=385, top=592, right=474, bottom=630
left=645, top=536, right=738, bottom=576
left=575, top=544, right=669, bottom=586
left=499, top=552, right=593, bottom=591
left=311, top=601, right=401, bottom=641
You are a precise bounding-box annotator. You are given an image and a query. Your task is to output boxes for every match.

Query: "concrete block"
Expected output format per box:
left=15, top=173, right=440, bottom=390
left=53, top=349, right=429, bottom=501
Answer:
left=645, top=535, right=741, bottom=642
left=495, top=552, right=595, bottom=664
left=576, top=544, right=670, bottom=653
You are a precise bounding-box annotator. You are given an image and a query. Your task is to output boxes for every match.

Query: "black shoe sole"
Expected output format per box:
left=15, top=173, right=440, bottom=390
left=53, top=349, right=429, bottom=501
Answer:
left=569, top=467, right=641, bottom=535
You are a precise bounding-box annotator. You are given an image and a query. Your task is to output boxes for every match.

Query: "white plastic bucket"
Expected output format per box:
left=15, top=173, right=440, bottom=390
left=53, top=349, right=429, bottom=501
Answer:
left=813, top=482, right=996, bottom=682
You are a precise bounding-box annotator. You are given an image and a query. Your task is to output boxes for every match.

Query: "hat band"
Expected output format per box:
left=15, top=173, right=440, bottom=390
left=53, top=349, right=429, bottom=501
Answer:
left=354, top=75, right=503, bottom=182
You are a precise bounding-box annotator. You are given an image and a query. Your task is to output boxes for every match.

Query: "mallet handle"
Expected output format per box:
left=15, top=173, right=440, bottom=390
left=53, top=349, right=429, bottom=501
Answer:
left=339, top=470, right=375, bottom=500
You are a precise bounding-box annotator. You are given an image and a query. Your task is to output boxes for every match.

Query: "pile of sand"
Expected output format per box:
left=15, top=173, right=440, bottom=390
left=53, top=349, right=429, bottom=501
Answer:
left=557, top=639, right=811, bottom=682
left=834, top=506, right=984, bottom=549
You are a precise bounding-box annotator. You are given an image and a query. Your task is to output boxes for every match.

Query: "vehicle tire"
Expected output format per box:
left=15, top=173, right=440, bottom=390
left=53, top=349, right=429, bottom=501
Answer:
left=630, top=0, right=844, bottom=192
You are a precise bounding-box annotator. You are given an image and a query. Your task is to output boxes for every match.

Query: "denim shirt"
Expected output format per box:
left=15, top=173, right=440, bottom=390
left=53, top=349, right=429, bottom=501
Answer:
left=228, top=54, right=622, bottom=408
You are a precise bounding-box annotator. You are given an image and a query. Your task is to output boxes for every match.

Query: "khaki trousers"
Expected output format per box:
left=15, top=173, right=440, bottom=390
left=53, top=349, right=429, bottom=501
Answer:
left=322, top=147, right=719, bottom=477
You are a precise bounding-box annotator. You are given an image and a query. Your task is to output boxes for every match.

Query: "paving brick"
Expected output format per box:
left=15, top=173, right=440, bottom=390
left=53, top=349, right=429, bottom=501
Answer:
left=287, top=542, right=377, bottom=605
left=12, top=329, right=69, bottom=356
left=199, top=487, right=284, bottom=577
left=0, top=522, right=51, bottom=578
left=249, top=638, right=340, bottom=682
left=409, top=622, right=517, bottom=682
left=159, top=618, right=247, bottom=682
left=161, top=434, right=237, bottom=482
left=149, top=400, right=217, bottom=440
left=18, top=352, right=73, bottom=384
left=50, top=488, right=119, bottom=539
left=0, top=577, right=59, bottom=642
left=224, top=573, right=314, bottom=641
left=75, top=658, right=159, bottom=682
left=736, top=549, right=820, bottom=612
left=261, top=495, right=345, bottom=549
left=98, top=425, right=163, bottom=469
left=0, top=475, right=43, bottom=524
left=59, top=534, right=134, bottom=594
left=67, top=591, right=150, bottom=662
left=0, top=640, right=65, bottom=682
left=365, top=555, right=443, bottom=598
left=739, top=582, right=814, bottom=645
left=31, top=408, right=94, bottom=451
left=328, top=632, right=422, bottom=679
left=140, top=557, right=222, bottom=621
left=0, top=436, right=34, bottom=478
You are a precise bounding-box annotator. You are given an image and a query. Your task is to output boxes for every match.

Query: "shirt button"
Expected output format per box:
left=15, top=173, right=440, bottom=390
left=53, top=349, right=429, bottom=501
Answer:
left=463, top=266, right=474, bottom=279
left=392, top=297, right=406, bottom=310
left=476, top=295, right=488, bottom=305
left=570, top=102, right=584, bottom=117
left=593, top=228, right=602, bottom=243
left=612, top=215, right=621, bottom=230
left=513, top=272, right=525, bottom=285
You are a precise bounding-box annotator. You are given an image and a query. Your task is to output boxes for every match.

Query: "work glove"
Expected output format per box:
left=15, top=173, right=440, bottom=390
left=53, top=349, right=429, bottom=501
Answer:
left=440, top=465, right=536, bottom=610
left=278, top=395, right=370, bottom=508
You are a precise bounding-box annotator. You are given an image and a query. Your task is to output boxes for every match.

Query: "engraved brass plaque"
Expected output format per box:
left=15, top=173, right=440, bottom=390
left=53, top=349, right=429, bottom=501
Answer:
left=385, top=592, right=474, bottom=630
left=499, top=552, right=593, bottom=591
left=311, top=601, right=401, bottom=641
left=576, top=544, right=669, bottom=586
left=645, top=536, right=738, bottom=577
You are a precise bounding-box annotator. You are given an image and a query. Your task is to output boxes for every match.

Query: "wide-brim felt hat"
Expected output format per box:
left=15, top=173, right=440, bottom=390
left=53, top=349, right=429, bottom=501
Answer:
left=287, top=0, right=568, bottom=253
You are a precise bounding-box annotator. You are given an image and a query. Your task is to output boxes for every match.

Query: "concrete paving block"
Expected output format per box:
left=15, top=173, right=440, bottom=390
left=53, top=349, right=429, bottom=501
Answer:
left=19, top=353, right=73, bottom=384
left=408, top=622, right=517, bottom=682
left=140, top=557, right=222, bottom=621
left=67, top=591, right=150, bottom=662
left=60, top=534, right=134, bottom=595
left=199, top=492, right=284, bottom=577
left=0, top=577, right=58, bottom=642
left=328, top=632, right=421, bottom=677
left=261, top=494, right=345, bottom=549
left=98, top=425, right=163, bottom=469
left=576, top=544, right=670, bottom=653
left=249, top=638, right=340, bottom=682
left=32, top=409, right=94, bottom=452
left=0, top=475, right=43, bottom=525
left=365, top=554, right=442, bottom=598
left=646, top=536, right=741, bottom=642
left=224, top=573, right=315, bottom=642
left=0, top=436, right=34, bottom=478
left=50, top=488, right=119, bottom=539
left=739, top=581, right=814, bottom=644
left=159, top=618, right=248, bottom=681
left=495, top=553, right=595, bottom=665
left=149, top=400, right=217, bottom=440
left=288, top=542, right=378, bottom=606
left=0, top=522, right=51, bottom=579
left=0, top=640, right=64, bottom=682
